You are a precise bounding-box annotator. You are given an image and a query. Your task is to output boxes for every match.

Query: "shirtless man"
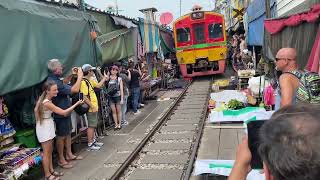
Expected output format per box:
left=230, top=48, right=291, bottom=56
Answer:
left=274, top=48, right=300, bottom=110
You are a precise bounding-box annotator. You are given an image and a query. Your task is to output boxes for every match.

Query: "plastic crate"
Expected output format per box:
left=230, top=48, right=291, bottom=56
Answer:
left=15, top=129, right=38, bottom=148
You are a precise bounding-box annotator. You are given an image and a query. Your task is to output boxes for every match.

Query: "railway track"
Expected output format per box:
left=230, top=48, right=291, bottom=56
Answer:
left=109, top=78, right=212, bottom=180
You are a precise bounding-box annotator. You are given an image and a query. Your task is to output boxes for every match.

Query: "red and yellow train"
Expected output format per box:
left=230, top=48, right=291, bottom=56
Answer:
left=173, top=11, right=227, bottom=78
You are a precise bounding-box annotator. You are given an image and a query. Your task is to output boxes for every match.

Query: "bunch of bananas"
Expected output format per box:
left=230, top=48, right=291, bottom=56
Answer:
left=213, top=79, right=229, bottom=87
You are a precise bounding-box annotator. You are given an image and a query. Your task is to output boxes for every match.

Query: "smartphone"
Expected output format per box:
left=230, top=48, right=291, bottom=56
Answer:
left=79, top=92, right=84, bottom=101
left=247, top=120, right=266, bottom=169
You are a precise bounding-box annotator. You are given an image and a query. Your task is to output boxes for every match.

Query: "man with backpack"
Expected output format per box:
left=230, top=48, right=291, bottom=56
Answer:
left=80, top=64, right=108, bottom=150
left=275, top=48, right=320, bottom=110
left=274, top=48, right=300, bottom=110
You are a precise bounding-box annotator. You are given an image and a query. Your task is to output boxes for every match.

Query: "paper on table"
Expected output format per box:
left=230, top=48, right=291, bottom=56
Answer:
left=194, top=159, right=265, bottom=180
left=209, top=109, right=274, bottom=123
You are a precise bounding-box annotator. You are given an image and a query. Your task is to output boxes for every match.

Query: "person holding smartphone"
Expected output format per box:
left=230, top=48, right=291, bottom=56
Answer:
left=80, top=64, right=108, bottom=150
left=47, top=59, right=83, bottom=169
left=229, top=104, right=320, bottom=180
left=129, top=62, right=142, bottom=115
left=34, top=80, right=84, bottom=180
left=118, top=64, right=131, bottom=126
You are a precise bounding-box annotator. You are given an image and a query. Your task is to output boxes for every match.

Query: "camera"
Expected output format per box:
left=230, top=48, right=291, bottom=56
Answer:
left=104, top=67, right=109, bottom=74
left=72, top=67, right=78, bottom=74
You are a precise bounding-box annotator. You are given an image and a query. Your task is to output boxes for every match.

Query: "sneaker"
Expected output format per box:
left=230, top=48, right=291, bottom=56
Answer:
left=139, top=103, right=145, bottom=107
left=88, top=144, right=101, bottom=150
left=134, top=110, right=141, bottom=115
left=93, top=139, right=104, bottom=147
left=122, top=121, right=129, bottom=125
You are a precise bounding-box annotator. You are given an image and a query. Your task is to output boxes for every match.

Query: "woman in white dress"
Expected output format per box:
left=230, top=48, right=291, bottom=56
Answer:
left=34, top=80, right=83, bottom=180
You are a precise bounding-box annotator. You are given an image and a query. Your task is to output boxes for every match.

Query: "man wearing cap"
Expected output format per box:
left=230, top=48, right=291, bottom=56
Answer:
left=47, top=59, right=83, bottom=168
left=80, top=64, right=108, bottom=150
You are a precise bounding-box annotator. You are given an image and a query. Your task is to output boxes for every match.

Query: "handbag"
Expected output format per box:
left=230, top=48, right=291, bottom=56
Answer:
left=106, top=77, right=119, bottom=97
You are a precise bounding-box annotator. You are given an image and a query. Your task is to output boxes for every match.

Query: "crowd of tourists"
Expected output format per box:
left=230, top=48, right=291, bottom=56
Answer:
left=34, top=58, right=151, bottom=180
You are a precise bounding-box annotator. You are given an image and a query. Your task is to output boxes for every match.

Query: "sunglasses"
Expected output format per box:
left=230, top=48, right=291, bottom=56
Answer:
left=275, top=58, right=293, bottom=62
left=112, top=68, right=119, bottom=71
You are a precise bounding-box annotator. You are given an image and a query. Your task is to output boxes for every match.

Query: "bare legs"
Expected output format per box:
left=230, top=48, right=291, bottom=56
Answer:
left=56, top=136, right=67, bottom=165
left=87, top=127, right=95, bottom=144
left=111, top=103, right=121, bottom=128
left=41, top=139, right=53, bottom=178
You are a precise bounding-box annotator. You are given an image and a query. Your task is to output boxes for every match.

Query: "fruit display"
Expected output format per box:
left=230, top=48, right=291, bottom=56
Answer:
left=213, top=79, right=229, bottom=87
left=212, top=102, right=228, bottom=112
left=208, top=99, right=216, bottom=109
left=227, top=99, right=245, bottom=110
left=238, top=69, right=255, bottom=77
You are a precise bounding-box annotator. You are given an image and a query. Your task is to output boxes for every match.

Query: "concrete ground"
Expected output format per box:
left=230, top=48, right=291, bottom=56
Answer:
left=55, top=90, right=182, bottom=180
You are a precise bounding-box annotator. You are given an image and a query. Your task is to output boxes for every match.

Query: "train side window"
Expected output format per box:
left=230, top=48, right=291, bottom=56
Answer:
left=208, top=23, right=223, bottom=39
left=177, top=28, right=190, bottom=43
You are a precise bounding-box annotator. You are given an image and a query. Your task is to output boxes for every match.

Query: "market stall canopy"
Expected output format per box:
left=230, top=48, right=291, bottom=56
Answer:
left=263, top=3, right=319, bottom=69
left=96, top=28, right=137, bottom=64
left=264, top=4, right=320, bottom=34
left=88, top=11, right=123, bottom=34
left=160, top=31, right=175, bottom=55
left=246, top=0, right=276, bottom=46
left=139, top=17, right=160, bottom=53
left=111, top=15, right=138, bottom=29
left=0, top=0, right=97, bottom=95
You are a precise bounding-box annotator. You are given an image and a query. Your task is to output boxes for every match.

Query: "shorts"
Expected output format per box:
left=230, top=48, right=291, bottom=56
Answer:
left=87, top=112, right=98, bottom=128
left=109, top=96, right=121, bottom=104
left=54, top=116, right=72, bottom=137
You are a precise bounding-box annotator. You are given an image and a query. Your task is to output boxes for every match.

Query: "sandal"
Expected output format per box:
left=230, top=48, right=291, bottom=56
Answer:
left=66, top=155, right=83, bottom=161
left=46, top=174, right=60, bottom=180
left=57, top=162, right=73, bottom=169
left=50, top=171, right=64, bottom=176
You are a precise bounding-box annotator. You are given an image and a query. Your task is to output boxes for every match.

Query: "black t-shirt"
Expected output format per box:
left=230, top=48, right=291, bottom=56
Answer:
left=130, top=69, right=140, bottom=88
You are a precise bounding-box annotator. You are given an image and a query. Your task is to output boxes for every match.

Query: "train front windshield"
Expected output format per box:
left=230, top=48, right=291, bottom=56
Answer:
left=208, top=23, right=223, bottom=39
left=176, top=28, right=191, bottom=43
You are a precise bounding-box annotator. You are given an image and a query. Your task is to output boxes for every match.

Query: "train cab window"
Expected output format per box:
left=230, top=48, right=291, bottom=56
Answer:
left=208, top=23, right=223, bottom=39
left=193, top=23, right=205, bottom=44
left=176, top=28, right=191, bottom=43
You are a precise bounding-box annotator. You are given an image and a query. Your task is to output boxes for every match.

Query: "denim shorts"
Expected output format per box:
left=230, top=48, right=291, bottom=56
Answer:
left=54, top=116, right=72, bottom=137
left=109, top=96, right=121, bottom=104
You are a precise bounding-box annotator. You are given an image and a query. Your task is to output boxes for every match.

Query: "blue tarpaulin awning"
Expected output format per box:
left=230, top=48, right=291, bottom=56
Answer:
left=246, top=0, right=276, bottom=46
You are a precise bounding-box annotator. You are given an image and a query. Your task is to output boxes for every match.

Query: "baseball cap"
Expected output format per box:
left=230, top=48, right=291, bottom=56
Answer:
left=82, top=64, right=96, bottom=72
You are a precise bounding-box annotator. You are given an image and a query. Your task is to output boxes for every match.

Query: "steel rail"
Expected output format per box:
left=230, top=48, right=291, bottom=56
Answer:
left=109, top=81, right=192, bottom=180
left=182, top=78, right=211, bottom=180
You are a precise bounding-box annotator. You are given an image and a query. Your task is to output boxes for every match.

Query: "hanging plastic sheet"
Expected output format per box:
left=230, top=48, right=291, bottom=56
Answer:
left=138, top=16, right=160, bottom=53
left=306, top=26, right=320, bottom=73
left=263, top=8, right=319, bottom=67
left=245, top=0, right=276, bottom=46
left=0, top=0, right=97, bottom=95
left=96, top=28, right=136, bottom=64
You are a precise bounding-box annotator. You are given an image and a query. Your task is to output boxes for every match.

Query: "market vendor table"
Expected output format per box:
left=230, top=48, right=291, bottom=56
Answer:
left=190, top=123, right=246, bottom=180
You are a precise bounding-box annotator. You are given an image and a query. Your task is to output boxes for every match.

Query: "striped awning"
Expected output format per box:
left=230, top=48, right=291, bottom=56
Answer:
left=138, top=11, right=160, bottom=53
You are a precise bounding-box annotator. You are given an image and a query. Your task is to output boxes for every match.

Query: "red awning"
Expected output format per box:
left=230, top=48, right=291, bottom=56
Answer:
left=264, top=4, right=320, bottom=35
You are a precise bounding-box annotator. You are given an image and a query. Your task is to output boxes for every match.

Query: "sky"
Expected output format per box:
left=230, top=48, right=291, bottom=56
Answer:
left=85, top=0, right=215, bottom=24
